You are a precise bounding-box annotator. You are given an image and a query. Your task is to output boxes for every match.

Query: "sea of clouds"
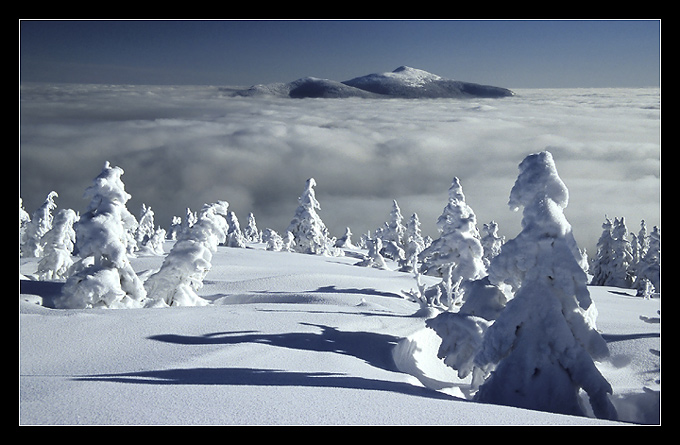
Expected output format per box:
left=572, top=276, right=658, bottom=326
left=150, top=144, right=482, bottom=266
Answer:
left=19, top=83, right=660, bottom=255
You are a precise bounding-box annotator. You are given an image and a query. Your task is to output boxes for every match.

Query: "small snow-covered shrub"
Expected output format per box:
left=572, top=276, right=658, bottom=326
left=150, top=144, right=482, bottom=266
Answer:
left=144, top=201, right=229, bottom=307
left=36, top=208, right=78, bottom=280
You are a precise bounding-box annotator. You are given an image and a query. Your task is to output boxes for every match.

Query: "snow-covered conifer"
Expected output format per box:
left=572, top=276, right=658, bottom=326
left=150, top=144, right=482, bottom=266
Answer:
left=19, top=198, right=31, bottom=255
left=399, top=213, right=426, bottom=272
left=263, top=228, right=284, bottom=251
left=243, top=212, right=261, bottom=243
left=22, top=191, right=59, bottom=258
left=56, top=162, right=146, bottom=309
left=355, top=237, right=388, bottom=270
left=473, top=151, right=616, bottom=420
left=590, top=216, right=614, bottom=286
left=182, top=207, right=197, bottom=236
left=419, top=177, right=486, bottom=284
left=36, top=208, right=78, bottom=280
left=135, top=204, right=165, bottom=255
left=286, top=178, right=341, bottom=256
left=335, top=227, right=356, bottom=249
left=378, top=200, right=405, bottom=258
left=590, top=216, right=634, bottom=288
left=225, top=211, right=246, bottom=248
left=610, top=217, right=635, bottom=287
left=638, top=219, right=649, bottom=255
left=282, top=231, right=295, bottom=252
left=481, top=221, right=504, bottom=269
left=144, top=201, right=229, bottom=307
left=135, top=204, right=155, bottom=248
left=634, top=225, right=660, bottom=295
left=167, top=216, right=182, bottom=240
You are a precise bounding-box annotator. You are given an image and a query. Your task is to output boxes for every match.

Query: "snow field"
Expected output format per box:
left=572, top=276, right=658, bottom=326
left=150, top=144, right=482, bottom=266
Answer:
left=19, top=244, right=659, bottom=425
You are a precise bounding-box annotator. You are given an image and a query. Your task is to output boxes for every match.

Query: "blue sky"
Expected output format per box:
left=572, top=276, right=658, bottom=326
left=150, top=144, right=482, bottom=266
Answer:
left=20, top=19, right=660, bottom=88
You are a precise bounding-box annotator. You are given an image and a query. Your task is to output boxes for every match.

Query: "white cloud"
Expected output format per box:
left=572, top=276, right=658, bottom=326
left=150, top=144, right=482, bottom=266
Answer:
left=20, top=85, right=660, bottom=255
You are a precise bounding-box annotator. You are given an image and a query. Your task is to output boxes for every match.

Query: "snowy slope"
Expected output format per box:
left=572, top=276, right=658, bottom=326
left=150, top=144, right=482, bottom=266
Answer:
left=19, top=244, right=659, bottom=425
left=237, top=66, right=514, bottom=99
left=343, top=66, right=515, bottom=98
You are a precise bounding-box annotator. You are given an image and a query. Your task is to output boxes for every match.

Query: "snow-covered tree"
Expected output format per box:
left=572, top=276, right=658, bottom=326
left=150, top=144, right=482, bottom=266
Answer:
left=634, top=225, right=660, bottom=296
left=419, top=177, right=486, bottom=284
left=286, top=178, right=341, bottom=256
left=355, top=237, right=388, bottom=270
left=182, top=207, right=197, bottom=236
left=35, top=208, right=78, bottom=280
left=590, top=216, right=615, bottom=285
left=56, top=162, right=146, bottom=309
left=144, top=201, right=229, bottom=307
left=638, top=219, right=649, bottom=255
left=243, top=212, right=261, bottom=243
left=399, top=213, right=426, bottom=272
left=167, top=216, right=183, bottom=240
left=472, top=151, right=616, bottom=420
left=481, top=221, right=504, bottom=269
left=282, top=231, right=295, bottom=252
left=335, top=227, right=356, bottom=249
left=610, top=217, right=635, bottom=287
left=225, top=211, right=246, bottom=248
left=590, top=216, right=634, bottom=288
left=263, top=228, right=285, bottom=251
left=19, top=198, right=31, bottom=255
left=135, top=204, right=165, bottom=255
left=22, top=191, right=59, bottom=257
left=377, top=200, right=406, bottom=260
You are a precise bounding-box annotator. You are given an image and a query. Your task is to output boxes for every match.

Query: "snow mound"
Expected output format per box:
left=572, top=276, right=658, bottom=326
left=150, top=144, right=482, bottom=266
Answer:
left=238, top=66, right=514, bottom=99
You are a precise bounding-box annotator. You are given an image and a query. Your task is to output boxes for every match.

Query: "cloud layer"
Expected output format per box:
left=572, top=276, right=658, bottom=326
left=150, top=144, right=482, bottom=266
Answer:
left=20, top=84, right=660, bottom=255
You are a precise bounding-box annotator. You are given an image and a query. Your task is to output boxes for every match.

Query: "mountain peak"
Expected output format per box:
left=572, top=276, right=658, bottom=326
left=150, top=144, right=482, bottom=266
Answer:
left=240, top=66, right=513, bottom=99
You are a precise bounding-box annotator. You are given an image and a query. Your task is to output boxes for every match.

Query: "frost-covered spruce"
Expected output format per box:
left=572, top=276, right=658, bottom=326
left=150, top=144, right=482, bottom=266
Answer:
left=474, top=151, right=617, bottom=420
left=634, top=225, right=660, bottom=295
left=590, top=216, right=615, bottom=285
left=263, top=228, right=285, bottom=251
left=399, top=213, right=426, bottom=272
left=335, top=227, right=356, bottom=249
left=377, top=200, right=406, bottom=260
left=135, top=204, right=165, bottom=255
left=286, top=178, right=341, bottom=256
left=481, top=221, right=504, bottom=269
left=610, top=217, right=635, bottom=287
left=167, top=216, right=183, bottom=240
left=419, top=177, right=486, bottom=283
left=35, top=208, right=78, bottom=280
left=243, top=212, right=261, bottom=243
left=21, top=191, right=59, bottom=258
left=19, top=198, right=31, bottom=255
left=355, top=237, right=388, bottom=270
left=56, top=162, right=146, bottom=309
left=225, top=211, right=246, bottom=248
left=144, top=201, right=229, bottom=307
left=590, top=216, right=634, bottom=288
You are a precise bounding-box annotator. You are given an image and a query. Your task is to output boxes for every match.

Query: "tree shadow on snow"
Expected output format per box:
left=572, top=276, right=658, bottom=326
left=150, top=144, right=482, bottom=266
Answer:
left=74, top=323, right=461, bottom=401
left=75, top=366, right=457, bottom=401
left=148, top=323, right=400, bottom=373
left=310, top=285, right=404, bottom=300
left=19, top=279, right=63, bottom=308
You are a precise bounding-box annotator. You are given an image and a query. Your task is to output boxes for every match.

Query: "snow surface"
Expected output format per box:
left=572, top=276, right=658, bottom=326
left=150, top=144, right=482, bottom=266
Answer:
left=19, top=244, right=660, bottom=425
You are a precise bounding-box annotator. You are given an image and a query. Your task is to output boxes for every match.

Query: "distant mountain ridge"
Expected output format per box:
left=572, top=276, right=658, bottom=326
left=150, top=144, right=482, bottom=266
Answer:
left=238, top=66, right=514, bottom=99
